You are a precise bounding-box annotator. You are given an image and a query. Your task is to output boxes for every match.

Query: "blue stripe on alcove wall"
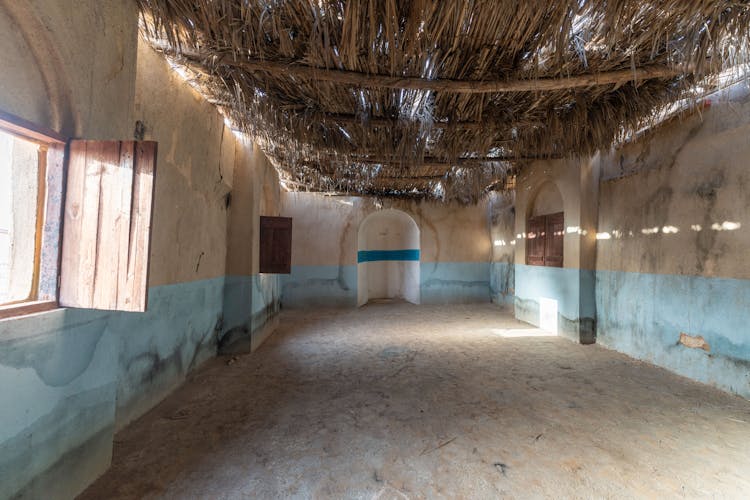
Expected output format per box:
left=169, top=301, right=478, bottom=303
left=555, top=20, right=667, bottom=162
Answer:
left=357, top=249, right=420, bottom=263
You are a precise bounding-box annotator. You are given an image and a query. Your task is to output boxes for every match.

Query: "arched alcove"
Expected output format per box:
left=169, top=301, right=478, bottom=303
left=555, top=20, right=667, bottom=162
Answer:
left=524, top=180, right=566, bottom=334
left=0, top=2, right=76, bottom=134
left=530, top=181, right=564, bottom=217
left=525, top=181, right=565, bottom=268
left=357, top=209, right=420, bottom=306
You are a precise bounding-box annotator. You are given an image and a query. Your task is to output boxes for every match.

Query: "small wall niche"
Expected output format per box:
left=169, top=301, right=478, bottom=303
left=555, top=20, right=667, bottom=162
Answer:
left=357, top=209, right=420, bottom=306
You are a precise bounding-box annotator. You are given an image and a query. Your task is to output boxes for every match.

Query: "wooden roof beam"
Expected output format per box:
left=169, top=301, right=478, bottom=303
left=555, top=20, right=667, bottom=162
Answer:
left=318, top=154, right=555, bottom=165
left=149, top=41, right=688, bottom=94
left=226, top=57, right=686, bottom=94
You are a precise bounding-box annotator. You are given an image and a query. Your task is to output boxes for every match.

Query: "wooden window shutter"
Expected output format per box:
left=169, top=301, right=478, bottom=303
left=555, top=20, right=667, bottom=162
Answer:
left=544, top=212, right=564, bottom=267
left=60, top=141, right=157, bottom=311
left=259, top=216, right=292, bottom=274
left=525, top=215, right=546, bottom=266
left=526, top=212, right=564, bottom=267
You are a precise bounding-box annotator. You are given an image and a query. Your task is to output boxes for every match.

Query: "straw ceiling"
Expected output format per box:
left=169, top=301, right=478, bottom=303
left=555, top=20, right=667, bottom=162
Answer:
left=137, top=0, right=750, bottom=202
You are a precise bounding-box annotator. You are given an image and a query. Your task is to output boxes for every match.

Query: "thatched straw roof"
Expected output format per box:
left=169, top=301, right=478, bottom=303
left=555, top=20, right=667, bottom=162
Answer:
left=137, top=0, right=750, bottom=202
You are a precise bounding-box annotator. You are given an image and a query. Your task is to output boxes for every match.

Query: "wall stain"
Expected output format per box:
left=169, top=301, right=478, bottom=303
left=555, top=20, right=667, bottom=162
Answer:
left=640, top=186, right=673, bottom=273
left=4, top=388, right=115, bottom=500
left=422, top=278, right=489, bottom=289
left=218, top=325, right=250, bottom=355
left=337, top=212, right=354, bottom=291
left=0, top=317, right=106, bottom=387
left=694, top=169, right=726, bottom=273
left=514, top=297, right=595, bottom=344
left=412, top=204, right=439, bottom=270
left=126, top=350, right=184, bottom=388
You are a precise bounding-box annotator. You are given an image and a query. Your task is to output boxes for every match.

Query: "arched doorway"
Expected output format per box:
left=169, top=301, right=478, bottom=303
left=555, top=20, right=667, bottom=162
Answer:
left=525, top=181, right=565, bottom=333
left=357, top=209, right=420, bottom=306
left=526, top=181, right=565, bottom=268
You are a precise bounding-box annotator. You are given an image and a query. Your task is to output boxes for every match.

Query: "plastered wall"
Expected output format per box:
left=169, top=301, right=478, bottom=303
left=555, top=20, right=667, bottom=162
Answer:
left=595, top=84, right=750, bottom=399
left=0, top=4, right=280, bottom=498
left=357, top=209, right=421, bottom=305
left=488, top=192, right=515, bottom=307
left=222, top=139, right=282, bottom=355
left=513, top=157, right=599, bottom=343
left=509, top=82, right=750, bottom=398
left=280, top=193, right=492, bottom=307
left=0, top=0, right=137, bottom=140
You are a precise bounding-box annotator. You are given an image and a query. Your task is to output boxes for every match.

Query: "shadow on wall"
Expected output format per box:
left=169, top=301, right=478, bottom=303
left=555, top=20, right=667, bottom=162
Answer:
left=357, top=209, right=420, bottom=306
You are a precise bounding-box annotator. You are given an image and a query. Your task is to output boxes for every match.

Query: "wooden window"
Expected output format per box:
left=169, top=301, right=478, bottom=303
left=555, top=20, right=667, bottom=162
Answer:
left=526, top=216, right=546, bottom=266
left=59, top=141, right=157, bottom=311
left=544, top=212, right=564, bottom=267
left=0, top=110, right=158, bottom=319
left=525, top=212, right=564, bottom=267
left=0, top=111, right=66, bottom=319
left=259, top=216, right=292, bottom=274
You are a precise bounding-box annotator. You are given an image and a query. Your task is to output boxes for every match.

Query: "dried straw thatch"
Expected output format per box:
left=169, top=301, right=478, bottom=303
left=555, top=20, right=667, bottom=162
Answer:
left=136, top=0, right=750, bottom=202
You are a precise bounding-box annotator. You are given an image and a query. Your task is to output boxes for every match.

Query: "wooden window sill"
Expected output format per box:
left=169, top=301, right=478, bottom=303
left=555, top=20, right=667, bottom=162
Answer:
left=0, top=300, right=59, bottom=320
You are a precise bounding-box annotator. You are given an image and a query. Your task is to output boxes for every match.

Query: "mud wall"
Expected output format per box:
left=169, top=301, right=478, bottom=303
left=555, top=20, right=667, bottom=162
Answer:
left=513, top=157, right=599, bottom=343
left=0, top=4, right=279, bottom=498
left=488, top=192, right=516, bottom=307
left=596, top=84, right=750, bottom=399
left=357, top=209, right=421, bottom=305
left=223, top=139, right=282, bottom=355
left=280, top=193, right=492, bottom=307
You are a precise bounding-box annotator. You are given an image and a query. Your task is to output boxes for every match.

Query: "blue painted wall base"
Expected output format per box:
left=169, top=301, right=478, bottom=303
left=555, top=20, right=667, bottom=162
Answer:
left=281, top=262, right=494, bottom=308
left=0, top=275, right=280, bottom=499
left=514, top=264, right=596, bottom=344
left=596, top=270, right=750, bottom=400
left=420, top=262, right=491, bottom=304
left=281, top=265, right=358, bottom=308
left=514, top=265, right=750, bottom=398
left=490, top=261, right=514, bottom=308
left=220, top=275, right=280, bottom=355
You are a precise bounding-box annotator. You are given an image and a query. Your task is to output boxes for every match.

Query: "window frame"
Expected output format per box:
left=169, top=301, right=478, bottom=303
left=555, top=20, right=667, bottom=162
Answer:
left=0, top=110, right=67, bottom=319
left=525, top=211, right=564, bottom=268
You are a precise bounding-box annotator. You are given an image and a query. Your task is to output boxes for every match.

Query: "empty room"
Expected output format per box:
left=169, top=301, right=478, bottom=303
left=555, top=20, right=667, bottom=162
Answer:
left=1, top=1, right=750, bottom=498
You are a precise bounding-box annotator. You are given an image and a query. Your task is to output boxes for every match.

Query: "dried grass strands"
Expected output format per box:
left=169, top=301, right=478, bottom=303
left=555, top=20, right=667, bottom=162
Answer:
left=157, top=44, right=689, bottom=93
left=136, top=0, right=750, bottom=202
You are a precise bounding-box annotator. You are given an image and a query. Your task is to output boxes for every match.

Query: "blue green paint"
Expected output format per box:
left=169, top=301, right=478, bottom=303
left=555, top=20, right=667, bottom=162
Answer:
left=280, top=262, right=491, bottom=308
left=357, top=249, right=420, bottom=263
left=0, top=274, right=280, bottom=499
left=596, top=269, right=750, bottom=399
left=420, top=262, right=491, bottom=304
left=490, top=261, right=514, bottom=307
left=281, top=265, right=358, bottom=308
left=220, top=275, right=281, bottom=354
left=514, top=264, right=596, bottom=343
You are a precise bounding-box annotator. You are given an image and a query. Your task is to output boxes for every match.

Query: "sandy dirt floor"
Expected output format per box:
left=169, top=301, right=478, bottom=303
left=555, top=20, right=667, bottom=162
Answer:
left=80, top=303, right=750, bottom=499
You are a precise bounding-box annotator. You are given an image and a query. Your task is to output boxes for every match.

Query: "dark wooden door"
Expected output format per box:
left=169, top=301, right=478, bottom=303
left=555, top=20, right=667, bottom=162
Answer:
left=544, top=212, right=564, bottom=268
left=259, top=216, right=292, bottom=274
left=525, top=212, right=564, bottom=267
left=526, top=215, right=546, bottom=266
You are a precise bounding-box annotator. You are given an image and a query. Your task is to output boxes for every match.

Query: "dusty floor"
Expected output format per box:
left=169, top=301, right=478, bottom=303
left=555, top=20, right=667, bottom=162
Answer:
left=81, top=303, right=750, bottom=499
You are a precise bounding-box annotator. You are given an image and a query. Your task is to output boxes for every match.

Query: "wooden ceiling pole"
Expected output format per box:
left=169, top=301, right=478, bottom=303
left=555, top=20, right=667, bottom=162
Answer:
left=225, top=57, right=686, bottom=93
left=317, top=154, right=553, bottom=165
left=151, top=41, right=688, bottom=94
